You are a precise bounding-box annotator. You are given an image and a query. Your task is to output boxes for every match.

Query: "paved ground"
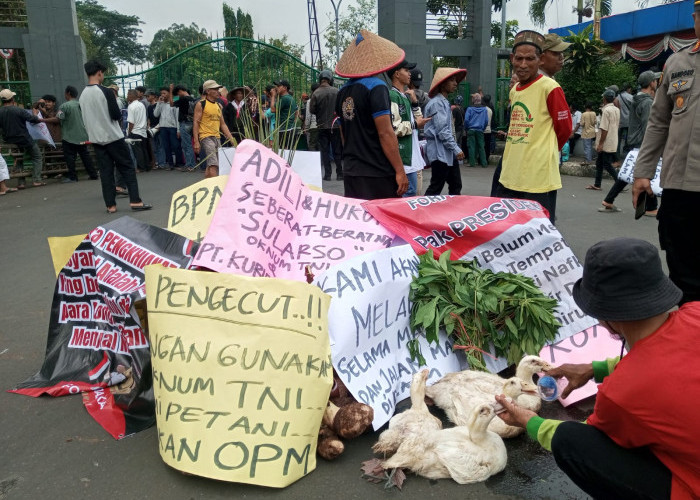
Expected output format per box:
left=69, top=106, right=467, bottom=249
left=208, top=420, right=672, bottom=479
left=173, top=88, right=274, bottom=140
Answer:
left=0, top=160, right=660, bottom=500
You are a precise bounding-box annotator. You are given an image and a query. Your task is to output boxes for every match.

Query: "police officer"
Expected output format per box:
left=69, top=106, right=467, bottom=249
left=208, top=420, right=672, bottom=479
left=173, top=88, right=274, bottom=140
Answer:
left=633, top=0, right=700, bottom=304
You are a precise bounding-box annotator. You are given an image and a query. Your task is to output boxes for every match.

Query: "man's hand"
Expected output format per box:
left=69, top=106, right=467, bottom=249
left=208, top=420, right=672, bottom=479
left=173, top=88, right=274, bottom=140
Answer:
left=456, top=151, right=465, bottom=161
left=632, top=178, right=653, bottom=208
left=595, top=143, right=603, bottom=153
left=415, top=116, right=432, bottom=129
left=193, top=141, right=200, bottom=153
left=545, top=363, right=594, bottom=399
left=396, top=171, right=409, bottom=196
left=495, top=394, right=537, bottom=428
left=405, top=89, right=418, bottom=104
left=177, top=131, right=180, bottom=139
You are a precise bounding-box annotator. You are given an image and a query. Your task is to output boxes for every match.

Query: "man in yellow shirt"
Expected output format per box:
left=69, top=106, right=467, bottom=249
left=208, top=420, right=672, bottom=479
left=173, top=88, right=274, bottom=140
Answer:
left=494, top=30, right=572, bottom=223
left=193, top=79, right=236, bottom=178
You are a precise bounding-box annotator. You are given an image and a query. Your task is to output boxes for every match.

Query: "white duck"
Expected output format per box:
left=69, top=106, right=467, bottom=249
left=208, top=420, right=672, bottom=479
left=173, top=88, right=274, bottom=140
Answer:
left=372, top=369, right=442, bottom=456
left=426, top=355, right=553, bottom=412
left=447, top=377, right=538, bottom=438
left=382, top=402, right=507, bottom=484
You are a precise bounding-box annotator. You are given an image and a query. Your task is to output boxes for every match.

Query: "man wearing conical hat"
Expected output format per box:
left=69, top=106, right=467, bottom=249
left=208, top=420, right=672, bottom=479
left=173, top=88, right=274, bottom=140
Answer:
left=423, top=67, right=467, bottom=195
left=335, top=30, right=409, bottom=199
left=494, top=30, right=571, bottom=223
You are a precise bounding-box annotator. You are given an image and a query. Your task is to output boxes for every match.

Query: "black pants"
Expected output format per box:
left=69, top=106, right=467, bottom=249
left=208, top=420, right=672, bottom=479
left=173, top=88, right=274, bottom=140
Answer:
left=425, top=159, right=462, bottom=195
left=93, top=139, right=142, bottom=208
left=128, top=134, right=148, bottom=172
left=62, top=140, right=98, bottom=180
left=492, top=182, right=557, bottom=224
left=603, top=178, right=658, bottom=210
left=343, top=175, right=398, bottom=200
left=569, top=134, right=580, bottom=155
left=318, top=128, right=342, bottom=178
left=552, top=422, right=671, bottom=500
left=658, top=189, right=700, bottom=305
left=594, top=151, right=617, bottom=188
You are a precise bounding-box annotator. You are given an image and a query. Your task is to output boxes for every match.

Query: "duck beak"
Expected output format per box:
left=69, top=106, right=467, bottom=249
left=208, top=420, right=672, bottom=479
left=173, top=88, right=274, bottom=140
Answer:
left=521, top=382, right=539, bottom=395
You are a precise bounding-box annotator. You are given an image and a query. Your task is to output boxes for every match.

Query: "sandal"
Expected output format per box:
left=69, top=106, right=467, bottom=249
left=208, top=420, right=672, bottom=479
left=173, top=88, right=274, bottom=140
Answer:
left=585, top=185, right=602, bottom=190
left=32, top=182, right=47, bottom=187
left=106, top=206, right=117, bottom=214
left=130, top=203, right=153, bottom=211
left=17, top=184, right=26, bottom=190
left=0, top=188, right=18, bottom=195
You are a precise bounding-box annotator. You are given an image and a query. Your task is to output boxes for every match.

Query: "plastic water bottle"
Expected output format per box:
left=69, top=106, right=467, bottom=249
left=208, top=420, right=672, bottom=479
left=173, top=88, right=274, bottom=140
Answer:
left=537, top=375, right=566, bottom=401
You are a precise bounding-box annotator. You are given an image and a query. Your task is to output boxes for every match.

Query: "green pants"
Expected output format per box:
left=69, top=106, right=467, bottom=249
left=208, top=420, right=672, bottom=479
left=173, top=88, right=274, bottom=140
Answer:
left=467, top=129, right=487, bottom=167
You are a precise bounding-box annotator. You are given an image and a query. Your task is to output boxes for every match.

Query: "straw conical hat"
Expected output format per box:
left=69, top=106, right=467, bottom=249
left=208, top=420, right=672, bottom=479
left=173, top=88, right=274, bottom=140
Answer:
left=428, top=67, right=467, bottom=97
left=335, top=30, right=405, bottom=78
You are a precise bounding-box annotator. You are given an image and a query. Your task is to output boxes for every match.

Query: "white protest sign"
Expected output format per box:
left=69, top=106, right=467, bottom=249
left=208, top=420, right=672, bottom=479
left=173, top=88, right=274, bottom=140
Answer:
left=26, top=110, right=55, bottom=148
left=195, top=140, right=394, bottom=281
left=617, top=148, right=662, bottom=196
left=218, top=147, right=322, bottom=189
left=315, top=244, right=467, bottom=429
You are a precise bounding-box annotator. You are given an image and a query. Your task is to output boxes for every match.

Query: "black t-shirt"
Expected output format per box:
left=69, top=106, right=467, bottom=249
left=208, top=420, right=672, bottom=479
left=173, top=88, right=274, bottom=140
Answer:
left=174, top=95, right=193, bottom=122
left=335, top=77, right=394, bottom=177
left=0, top=105, right=40, bottom=147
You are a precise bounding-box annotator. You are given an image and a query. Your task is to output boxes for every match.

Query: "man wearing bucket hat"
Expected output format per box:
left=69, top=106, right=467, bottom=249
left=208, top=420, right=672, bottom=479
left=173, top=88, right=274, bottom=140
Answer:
left=423, top=67, right=466, bottom=195
left=495, top=237, right=700, bottom=499
left=634, top=1, right=700, bottom=305
left=335, top=30, right=408, bottom=199
left=494, top=30, right=571, bottom=223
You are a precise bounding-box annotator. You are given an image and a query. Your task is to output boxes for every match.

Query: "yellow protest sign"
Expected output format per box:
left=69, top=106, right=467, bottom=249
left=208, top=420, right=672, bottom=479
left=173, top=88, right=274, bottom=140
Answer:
left=47, top=234, right=88, bottom=277
left=168, top=176, right=226, bottom=243
left=145, top=265, right=333, bottom=487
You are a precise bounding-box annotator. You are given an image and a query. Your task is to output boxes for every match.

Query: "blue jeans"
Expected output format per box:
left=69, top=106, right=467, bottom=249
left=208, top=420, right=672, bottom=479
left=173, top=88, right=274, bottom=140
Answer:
left=403, top=171, right=418, bottom=197
left=582, top=138, right=594, bottom=162
left=152, top=132, right=165, bottom=165
left=179, top=121, right=195, bottom=168
left=160, top=127, right=182, bottom=167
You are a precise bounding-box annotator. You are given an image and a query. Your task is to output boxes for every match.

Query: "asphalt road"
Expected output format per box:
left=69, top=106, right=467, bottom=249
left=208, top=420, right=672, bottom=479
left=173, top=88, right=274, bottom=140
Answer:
left=0, top=160, right=660, bottom=500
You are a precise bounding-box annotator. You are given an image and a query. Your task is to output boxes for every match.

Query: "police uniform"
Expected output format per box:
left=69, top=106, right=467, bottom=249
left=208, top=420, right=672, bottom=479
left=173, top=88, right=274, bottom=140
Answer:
left=635, top=14, right=700, bottom=304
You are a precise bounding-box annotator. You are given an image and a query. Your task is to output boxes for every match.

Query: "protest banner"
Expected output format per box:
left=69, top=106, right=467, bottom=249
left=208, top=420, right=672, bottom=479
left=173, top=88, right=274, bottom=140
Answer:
left=168, top=176, right=226, bottom=243
left=363, top=196, right=608, bottom=375
left=26, top=110, right=55, bottom=148
left=194, top=140, right=394, bottom=281
left=539, top=324, right=622, bottom=406
left=315, top=244, right=467, bottom=429
left=218, top=147, right=323, bottom=189
left=617, top=148, right=663, bottom=196
left=48, top=234, right=88, bottom=276
left=145, top=266, right=332, bottom=486
left=11, top=217, right=198, bottom=439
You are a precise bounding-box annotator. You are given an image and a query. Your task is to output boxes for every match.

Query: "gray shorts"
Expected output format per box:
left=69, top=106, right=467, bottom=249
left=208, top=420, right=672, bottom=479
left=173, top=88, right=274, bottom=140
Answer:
left=200, top=136, right=221, bottom=167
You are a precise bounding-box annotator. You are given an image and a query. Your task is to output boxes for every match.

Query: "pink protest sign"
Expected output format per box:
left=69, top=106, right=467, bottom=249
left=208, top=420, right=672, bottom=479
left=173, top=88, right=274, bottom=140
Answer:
left=539, top=324, right=622, bottom=406
left=193, top=140, right=395, bottom=280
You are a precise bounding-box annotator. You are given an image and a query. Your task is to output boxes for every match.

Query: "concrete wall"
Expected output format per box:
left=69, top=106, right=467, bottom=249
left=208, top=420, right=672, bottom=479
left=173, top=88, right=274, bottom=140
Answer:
left=17, top=0, right=86, bottom=101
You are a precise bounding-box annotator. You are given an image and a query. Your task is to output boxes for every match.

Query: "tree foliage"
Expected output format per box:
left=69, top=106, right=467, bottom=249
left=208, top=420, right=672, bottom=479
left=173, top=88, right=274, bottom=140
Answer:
left=148, top=23, right=210, bottom=63
left=529, top=0, right=611, bottom=27
left=322, top=0, right=377, bottom=68
left=491, top=20, right=519, bottom=47
left=75, top=0, right=147, bottom=73
left=428, top=0, right=470, bottom=39
left=223, top=4, right=254, bottom=38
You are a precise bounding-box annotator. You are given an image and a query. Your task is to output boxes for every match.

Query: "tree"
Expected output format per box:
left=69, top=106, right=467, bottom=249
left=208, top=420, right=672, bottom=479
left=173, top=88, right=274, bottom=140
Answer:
left=427, top=0, right=470, bottom=39
left=149, top=23, right=210, bottom=63
left=266, top=36, right=304, bottom=60
left=529, top=0, right=611, bottom=27
left=322, top=0, right=377, bottom=68
left=75, top=0, right=147, bottom=73
left=223, top=4, right=254, bottom=39
left=491, top=20, right=519, bottom=47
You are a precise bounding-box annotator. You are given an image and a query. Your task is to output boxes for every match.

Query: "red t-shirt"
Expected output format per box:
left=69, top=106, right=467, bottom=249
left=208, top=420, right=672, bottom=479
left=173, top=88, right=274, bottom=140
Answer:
left=587, top=302, right=700, bottom=499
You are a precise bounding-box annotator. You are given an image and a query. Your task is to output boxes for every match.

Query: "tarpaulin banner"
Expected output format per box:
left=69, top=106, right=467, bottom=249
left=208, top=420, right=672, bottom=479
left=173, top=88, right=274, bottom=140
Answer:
left=617, top=148, right=663, bottom=196
left=10, top=217, right=198, bottom=439
left=363, top=195, right=601, bottom=373
left=145, top=266, right=332, bottom=487
left=315, top=245, right=467, bottom=430
left=193, top=140, right=394, bottom=280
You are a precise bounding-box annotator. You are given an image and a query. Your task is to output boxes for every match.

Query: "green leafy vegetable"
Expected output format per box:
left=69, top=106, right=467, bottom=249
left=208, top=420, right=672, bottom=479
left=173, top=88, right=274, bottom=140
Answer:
left=408, top=250, right=561, bottom=370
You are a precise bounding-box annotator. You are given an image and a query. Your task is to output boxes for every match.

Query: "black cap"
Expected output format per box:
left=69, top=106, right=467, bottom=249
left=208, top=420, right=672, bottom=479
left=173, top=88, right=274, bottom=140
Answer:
left=410, top=68, right=423, bottom=84
left=273, top=80, right=291, bottom=90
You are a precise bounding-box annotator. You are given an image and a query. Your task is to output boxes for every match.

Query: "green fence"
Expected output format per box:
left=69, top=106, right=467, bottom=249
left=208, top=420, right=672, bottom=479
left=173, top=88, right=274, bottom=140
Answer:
left=0, top=80, right=32, bottom=107
left=107, top=37, right=342, bottom=99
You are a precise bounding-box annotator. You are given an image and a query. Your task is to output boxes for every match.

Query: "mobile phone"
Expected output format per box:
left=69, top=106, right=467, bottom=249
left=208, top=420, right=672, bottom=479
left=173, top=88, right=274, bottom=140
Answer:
left=635, top=191, right=648, bottom=220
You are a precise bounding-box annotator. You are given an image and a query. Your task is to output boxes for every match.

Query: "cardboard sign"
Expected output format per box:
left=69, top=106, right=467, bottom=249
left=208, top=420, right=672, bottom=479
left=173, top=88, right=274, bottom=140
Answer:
left=12, top=217, right=199, bottom=439
left=26, top=110, right=56, bottom=148
left=617, top=148, right=663, bottom=196
left=538, top=324, right=623, bottom=406
left=194, top=140, right=394, bottom=280
left=218, top=147, right=323, bottom=189
left=363, top=195, right=598, bottom=373
left=168, top=176, right=226, bottom=243
left=145, top=266, right=332, bottom=487
left=315, top=245, right=467, bottom=429
left=48, top=234, right=88, bottom=277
